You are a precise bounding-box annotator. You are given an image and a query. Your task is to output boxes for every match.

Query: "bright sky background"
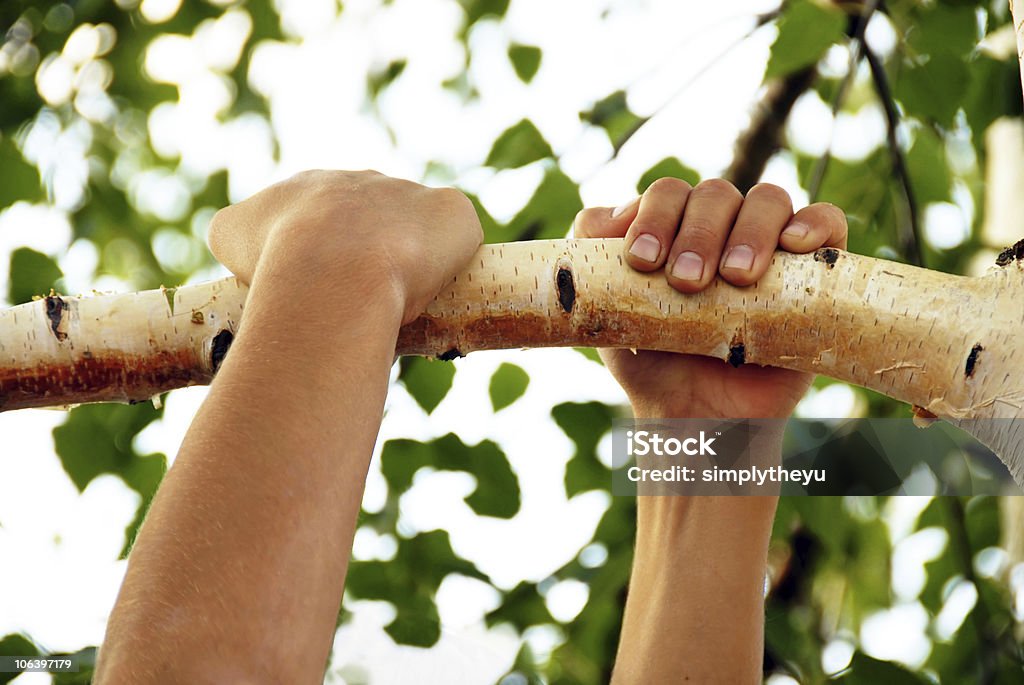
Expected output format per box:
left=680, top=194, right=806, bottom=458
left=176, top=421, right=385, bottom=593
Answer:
left=1, top=0, right=1019, bottom=683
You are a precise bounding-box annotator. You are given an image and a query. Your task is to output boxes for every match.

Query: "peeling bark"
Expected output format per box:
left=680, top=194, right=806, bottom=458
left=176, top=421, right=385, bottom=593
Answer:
left=2, top=238, right=1024, bottom=481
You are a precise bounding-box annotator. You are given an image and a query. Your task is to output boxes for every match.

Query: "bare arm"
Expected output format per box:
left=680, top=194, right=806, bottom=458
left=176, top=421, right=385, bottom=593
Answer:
left=574, top=178, right=848, bottom=683
left=95, top=171, right=482, bottom=684
left=616, top=494, right=778, bottom=683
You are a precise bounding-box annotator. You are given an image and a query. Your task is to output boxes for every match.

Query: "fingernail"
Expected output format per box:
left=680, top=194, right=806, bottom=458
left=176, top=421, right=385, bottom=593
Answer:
left=723, top=244, right=755, bottom=271
left=628, top=233, right=661, bottom=262
left=671, top=251, right=704, bottom=281
left=782, top=222, right=809, bottom=240
left=611, top=198, right=638, bottom=219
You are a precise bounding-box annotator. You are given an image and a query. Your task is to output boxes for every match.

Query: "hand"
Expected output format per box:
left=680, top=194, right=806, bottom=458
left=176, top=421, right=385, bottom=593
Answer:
left=574, top=178, right=847, bottom=419
left=207, top=169, right=483, bottom=326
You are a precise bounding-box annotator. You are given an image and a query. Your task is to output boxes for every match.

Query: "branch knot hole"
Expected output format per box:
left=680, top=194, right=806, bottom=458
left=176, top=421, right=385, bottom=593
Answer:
left=813, top=247, right=840, bottom=268
left=44, top=295, right=69, bottom=341
left=210, top=329, right=234, bottom=373
left=556, top=266, right=575, bottom=314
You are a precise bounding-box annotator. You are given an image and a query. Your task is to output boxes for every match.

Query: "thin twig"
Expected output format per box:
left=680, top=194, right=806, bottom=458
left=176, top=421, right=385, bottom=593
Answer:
left=724, top=65, right=816, bottom=193
left=808, top=0, right=882, bottom=201
left=579, top=13, right=779, bottom=184
left=863, top=43, right=924, bottom=266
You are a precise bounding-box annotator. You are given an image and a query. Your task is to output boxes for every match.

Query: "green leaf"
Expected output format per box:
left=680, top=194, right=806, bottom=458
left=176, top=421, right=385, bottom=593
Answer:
left=964, top=495, right=1000, bottom=550
left=380, top=433, right=520, bottom=518
left=367, top=59, right=407, bottom=98
left=963, top=56, right=1022, bottom=151
left=636, top=157, right=701, bottom=194
left=485, top=119, right=553, bottom=169
left=398, top=357, right=456, bottom=414
left=838, top=652, right=930, bottom=685
left=894, top=52, right=970, bottom=128
left=384, top=593, right=441, bottom=647
left=580, top=90, right=647, bottom=152
left=764, top=0, right=846, bottom=80
left=0, top=136, right=44, bottom=209
left=52, top=404, right=167, bottom=557
left=0, top=634, right=40, bottom=685
left=508, top=43, right=542, bottom=83
left=552, top=402, right=615, bottom=497
left=458, top=0, right=510, bottom=27
left=906, top=127, right=951, bottom=206
left=346, top=531, right=488, bottom=647
left=500, top=165, right=583, bottom=242
left=485, top=581, right=554, bottom=631
left=8, top=247, right=64, bottom=305
left=489, top=362, right=529, bottom=411
left=906, top=3, right=978, bottom=59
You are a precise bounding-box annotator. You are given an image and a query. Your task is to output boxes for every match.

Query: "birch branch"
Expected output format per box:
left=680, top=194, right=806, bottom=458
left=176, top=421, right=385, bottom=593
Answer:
left=3, top=238, right=1024, bottom=482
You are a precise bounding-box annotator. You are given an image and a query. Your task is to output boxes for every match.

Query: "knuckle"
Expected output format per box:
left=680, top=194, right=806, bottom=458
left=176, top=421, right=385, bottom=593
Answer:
left=646, top=176, right=692, bottom=195
left=693, top=178, right=740, bottom=200
left=728, top=226, right=773, bottom=248
left=630, top=218, right=674, bottom=237
left=291, top=168, right=328, bottom=184
left=747, top=183, right=791, bottom=207
left=680, top=218, right=722, bottom=245
left=436, top=185, right=474, bottom=214
left=206, top=207, right=230, bottom=251
left=822, top=202, right=848, bottom=225
left=572, top=208, right=594, bottom=236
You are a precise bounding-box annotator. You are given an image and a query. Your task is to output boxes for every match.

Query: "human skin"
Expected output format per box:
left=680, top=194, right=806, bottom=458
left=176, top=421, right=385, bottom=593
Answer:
left=574, top=178, right=847, bottom=684
left=93, top=171, right=484, bottom=683
left=94, top=170, right=845, bottom=684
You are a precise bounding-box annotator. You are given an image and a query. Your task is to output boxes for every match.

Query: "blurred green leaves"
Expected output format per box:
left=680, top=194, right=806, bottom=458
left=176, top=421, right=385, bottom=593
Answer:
left=399, top=357, right=456, bottom=414
left=764, top=0, right=846, bottom=80
left=0, top=137, right=43, bottom=208
left=8, top=247, right=62, bottom=304
left=346, top=530, right=487, bottom=647
left=489, top=362, right=529, bottom=411
left=893, top=52, right=969, bottom=128
left=637, top=157, right=701, bottom=194
left=509, top=44, right=542, bottom=83
left=580, top=90, right=647, bottom=153
left=486, top=119, right=553, bottom=169
left=381, top=433, right=520, bottom=519
left=1, top=0, right=1020, bottom=679
left=503, top=166, right=583, bottom=241
left=552, top=401, right=614, bottom=497
left=52, top=403, right=166, bottom=557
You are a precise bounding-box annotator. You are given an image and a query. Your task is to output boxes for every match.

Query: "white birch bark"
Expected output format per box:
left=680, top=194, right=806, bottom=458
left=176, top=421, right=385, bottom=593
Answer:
left=2, top=239, right=1024, bottom=481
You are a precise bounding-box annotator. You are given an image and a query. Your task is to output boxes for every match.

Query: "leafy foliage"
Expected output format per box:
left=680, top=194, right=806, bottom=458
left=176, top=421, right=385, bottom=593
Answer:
left=765, top=0, right=846, bottom=80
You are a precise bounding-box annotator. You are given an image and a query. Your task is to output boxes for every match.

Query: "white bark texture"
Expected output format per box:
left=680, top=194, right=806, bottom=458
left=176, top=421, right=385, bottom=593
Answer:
left=2, top=239, right=1023, bottom=481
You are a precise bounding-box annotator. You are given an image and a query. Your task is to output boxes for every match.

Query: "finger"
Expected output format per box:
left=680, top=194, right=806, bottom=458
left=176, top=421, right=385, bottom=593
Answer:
left=622, top=177, right=692, bottom=271
left=778, top=202, right=848, bottom=252
left=665, top=178, right=743, bottom=292
left=718, top=183, right=793, bottom=286
left=573, top=197, right=640, bottom=239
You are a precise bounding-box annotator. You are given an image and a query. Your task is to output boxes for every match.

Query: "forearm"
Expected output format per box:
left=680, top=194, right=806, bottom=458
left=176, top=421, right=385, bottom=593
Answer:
left=96, top=272, right=402, bottom=684
left=612, top=408, right=781, bottom=684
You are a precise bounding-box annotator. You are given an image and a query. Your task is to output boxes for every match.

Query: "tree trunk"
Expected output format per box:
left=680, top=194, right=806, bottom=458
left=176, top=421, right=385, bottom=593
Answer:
left=2, top=238, right=1023, bottom=481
